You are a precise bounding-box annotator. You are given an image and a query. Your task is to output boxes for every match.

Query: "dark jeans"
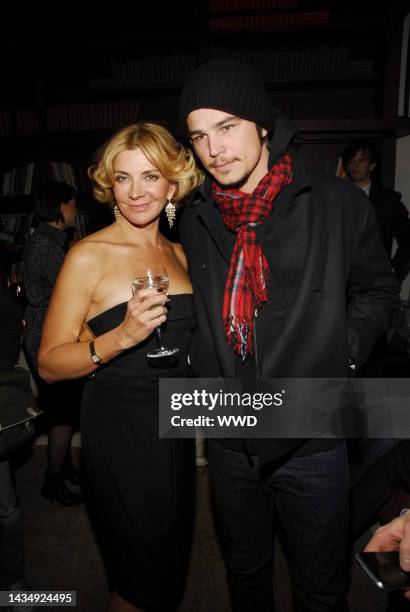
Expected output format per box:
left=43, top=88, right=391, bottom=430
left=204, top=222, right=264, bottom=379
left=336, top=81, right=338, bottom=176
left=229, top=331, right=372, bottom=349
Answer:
left=0, top=460, right=25, bottom=588
left=208, top=440, right=350, bottom=612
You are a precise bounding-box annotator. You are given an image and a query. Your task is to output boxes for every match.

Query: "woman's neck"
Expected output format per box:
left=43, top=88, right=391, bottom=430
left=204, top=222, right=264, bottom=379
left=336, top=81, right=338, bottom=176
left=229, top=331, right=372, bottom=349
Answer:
left=116, top=216, right=163, bottom=249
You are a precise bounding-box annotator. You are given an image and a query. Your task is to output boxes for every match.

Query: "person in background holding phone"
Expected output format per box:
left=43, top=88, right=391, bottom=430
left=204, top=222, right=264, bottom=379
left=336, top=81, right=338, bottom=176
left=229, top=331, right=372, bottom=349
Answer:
left=365, top=511, right=410, bottom=608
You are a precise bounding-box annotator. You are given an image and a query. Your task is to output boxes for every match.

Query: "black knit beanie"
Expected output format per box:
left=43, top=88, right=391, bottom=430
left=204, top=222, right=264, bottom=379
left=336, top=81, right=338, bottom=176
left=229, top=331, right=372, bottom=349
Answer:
left=179, top=59, right=275, bottom=132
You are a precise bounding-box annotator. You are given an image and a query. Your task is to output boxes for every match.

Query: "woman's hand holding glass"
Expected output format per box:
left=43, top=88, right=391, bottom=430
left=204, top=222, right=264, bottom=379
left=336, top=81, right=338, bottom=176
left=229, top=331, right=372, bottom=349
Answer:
left=132, top=266, right=179, bottom=359
left=116, top=287, right=169, bottom=350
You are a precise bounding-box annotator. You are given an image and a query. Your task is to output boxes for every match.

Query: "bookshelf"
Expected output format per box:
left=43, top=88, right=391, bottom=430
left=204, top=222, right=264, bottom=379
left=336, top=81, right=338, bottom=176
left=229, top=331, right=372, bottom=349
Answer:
left=0, top=3, right=409, bottom=190
left=0, top=2, right=408, bottom=302
left=0, top=153, right=112, bottom=294
left=0, top=100, right=141, bottom=138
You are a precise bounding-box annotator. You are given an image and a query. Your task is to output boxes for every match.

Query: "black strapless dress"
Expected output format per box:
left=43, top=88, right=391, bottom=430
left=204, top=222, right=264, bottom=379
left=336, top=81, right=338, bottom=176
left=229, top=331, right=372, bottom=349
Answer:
left=80, top=295, right=196, bottom=609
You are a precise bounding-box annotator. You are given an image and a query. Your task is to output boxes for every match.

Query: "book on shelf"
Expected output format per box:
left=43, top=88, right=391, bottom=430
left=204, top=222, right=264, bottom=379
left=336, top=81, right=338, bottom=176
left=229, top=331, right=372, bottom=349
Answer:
left=209, top=8, right=330, bottom=31
left=335, top=157, right=347, bottom=179
left=75, top=210, right=88, bottom=239
left=210, top=0, right=299, bottom=10
left=49, top=161, right=77, bottom=188
left=93, top=57, right=196, bottom=89
left=1, top=161, right=88, bottom=196
left=45, top=100, right=140, bottom=131
left=2, top=163, right=36, bottom=196
left=0, top=213, right=35, bottom=246
left=2, top=209, right=89, bottom=290
left=211, top=44, right=356, bottom=82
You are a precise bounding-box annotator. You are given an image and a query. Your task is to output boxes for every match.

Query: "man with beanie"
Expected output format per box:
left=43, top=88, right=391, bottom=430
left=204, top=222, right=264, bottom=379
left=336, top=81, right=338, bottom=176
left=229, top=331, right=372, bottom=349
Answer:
left=179, top=59, right=400, bottom=611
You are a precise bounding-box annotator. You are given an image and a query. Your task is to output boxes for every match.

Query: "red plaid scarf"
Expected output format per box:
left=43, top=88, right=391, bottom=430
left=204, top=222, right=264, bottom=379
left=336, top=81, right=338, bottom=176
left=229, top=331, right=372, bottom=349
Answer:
left=211, top=151, right=293, bottom=359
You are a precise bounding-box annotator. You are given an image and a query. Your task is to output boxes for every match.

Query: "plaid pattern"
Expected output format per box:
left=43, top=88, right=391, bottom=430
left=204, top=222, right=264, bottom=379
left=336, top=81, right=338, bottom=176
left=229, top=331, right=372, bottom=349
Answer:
left=212, top=151, right=293, bottom=359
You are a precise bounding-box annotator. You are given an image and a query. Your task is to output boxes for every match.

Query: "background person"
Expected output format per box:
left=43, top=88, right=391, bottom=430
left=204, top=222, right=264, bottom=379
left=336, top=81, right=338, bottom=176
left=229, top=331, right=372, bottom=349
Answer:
left=23, top=181, right=83, bottom=506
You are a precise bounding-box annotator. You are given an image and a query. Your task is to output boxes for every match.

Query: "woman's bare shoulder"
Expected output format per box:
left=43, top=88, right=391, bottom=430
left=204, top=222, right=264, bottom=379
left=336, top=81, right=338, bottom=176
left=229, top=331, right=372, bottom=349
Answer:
left=68, top=225, right=118, bottom=261
left=170, top=241, right=188, bottom=271
left=64, top=231, right=111, bottom=271
left=170, top=241, right=186, bottom=259
left=79, top=224, right=117, bottom=244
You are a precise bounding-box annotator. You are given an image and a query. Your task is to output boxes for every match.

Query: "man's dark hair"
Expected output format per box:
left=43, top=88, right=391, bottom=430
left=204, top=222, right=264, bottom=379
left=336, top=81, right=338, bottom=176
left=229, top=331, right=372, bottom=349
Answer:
left=36, top=181, right=77, bottom=223
left=341, top=140, right=379, bottom=170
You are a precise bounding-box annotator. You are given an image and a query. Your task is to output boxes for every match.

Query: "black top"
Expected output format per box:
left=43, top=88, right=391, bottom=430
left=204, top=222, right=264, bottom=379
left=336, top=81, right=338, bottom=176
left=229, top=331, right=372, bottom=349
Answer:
left=86, top=295, right=196, bottom=388
left=22, top=222, right=67, bottom=368
left=23, top=222, right=67, bottom=310
left=369, top=182, right=410, bottom=281
left=80, top=294, right=196, bottom=607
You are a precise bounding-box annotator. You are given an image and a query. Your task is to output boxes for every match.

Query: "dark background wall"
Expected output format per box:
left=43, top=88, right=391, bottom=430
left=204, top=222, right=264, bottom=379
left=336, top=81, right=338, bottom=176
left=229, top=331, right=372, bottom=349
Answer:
left=0, top=1, right=409, bottom=211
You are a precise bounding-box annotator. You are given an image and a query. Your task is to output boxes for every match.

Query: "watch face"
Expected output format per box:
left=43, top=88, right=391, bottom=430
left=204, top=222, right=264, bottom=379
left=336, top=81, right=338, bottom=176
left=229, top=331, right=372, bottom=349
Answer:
left=89, top=341, right=101, bottom=364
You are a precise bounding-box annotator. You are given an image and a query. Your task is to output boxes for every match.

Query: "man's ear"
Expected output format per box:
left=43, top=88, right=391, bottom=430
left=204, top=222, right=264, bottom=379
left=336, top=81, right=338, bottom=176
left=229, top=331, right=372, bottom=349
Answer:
left=370, top=162, right=377, bottom=173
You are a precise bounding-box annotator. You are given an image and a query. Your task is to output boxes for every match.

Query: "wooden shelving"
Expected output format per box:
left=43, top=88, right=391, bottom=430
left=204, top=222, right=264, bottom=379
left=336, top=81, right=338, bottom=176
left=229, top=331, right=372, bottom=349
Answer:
left=0, top=3, right=407, bottom=201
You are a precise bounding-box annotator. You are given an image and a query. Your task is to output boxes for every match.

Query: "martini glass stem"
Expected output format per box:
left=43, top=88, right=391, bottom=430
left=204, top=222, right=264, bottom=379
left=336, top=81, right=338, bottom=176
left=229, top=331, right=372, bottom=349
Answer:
left=155, top=326, right=164, bottom=349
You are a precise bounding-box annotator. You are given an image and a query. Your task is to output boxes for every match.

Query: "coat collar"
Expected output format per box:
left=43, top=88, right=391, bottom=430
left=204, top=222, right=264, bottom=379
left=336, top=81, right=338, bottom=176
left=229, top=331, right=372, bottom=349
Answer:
left=262, top=151, right=311, bottom=229
left=189, top=112, right=311, bottom=261
left=195, top=198, right=236, bottom=264
left=192, top=139, right=311, bottom=253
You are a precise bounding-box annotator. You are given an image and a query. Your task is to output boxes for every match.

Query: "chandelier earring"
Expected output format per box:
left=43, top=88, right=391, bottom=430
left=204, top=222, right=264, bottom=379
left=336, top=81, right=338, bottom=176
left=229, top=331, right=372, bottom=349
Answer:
left=165, top=199, right=176, bottom=229
left=113, top=204, right=121, bottom=224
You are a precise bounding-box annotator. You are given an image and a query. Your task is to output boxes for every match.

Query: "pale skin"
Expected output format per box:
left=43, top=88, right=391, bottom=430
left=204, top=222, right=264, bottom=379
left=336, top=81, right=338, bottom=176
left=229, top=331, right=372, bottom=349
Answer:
left=186, top=109, right=270, bottom=193
left=365, top=512, right=410, bottom=600
left=37, top=148, right=192, bottom=612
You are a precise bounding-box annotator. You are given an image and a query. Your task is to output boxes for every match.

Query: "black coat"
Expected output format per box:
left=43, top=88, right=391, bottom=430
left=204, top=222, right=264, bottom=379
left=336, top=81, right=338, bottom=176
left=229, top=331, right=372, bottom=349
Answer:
left=180, top=115, right=400, bottom=465
left=22, top=222, right=66, bottom=369
left=369, top=182, right=410, bottom=281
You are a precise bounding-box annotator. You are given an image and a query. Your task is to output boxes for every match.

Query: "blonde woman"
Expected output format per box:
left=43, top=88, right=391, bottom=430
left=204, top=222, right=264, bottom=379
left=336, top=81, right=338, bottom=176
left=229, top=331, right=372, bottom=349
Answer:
left=38, top=123, right=203, bottom=612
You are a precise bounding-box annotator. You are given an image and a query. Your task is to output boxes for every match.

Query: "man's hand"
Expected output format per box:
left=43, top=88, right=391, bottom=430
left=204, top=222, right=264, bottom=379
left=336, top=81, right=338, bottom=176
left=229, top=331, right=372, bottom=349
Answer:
left=365, top=512, right=410, bottom=599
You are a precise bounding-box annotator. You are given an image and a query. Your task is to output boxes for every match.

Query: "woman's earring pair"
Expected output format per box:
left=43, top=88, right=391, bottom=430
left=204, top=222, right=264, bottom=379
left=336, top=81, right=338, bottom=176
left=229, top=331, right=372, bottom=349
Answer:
left=114, top=201, right=175, bottom=228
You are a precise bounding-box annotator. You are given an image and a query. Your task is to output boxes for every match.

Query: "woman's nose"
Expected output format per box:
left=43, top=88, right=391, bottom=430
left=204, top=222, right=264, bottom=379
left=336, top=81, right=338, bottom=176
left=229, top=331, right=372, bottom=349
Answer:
left=128, top=183, right=145, bottom=200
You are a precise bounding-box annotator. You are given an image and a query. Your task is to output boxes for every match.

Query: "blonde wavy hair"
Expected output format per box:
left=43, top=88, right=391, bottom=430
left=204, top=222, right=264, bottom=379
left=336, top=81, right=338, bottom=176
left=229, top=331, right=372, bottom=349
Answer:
left=88, top=122, right=204, bottom=204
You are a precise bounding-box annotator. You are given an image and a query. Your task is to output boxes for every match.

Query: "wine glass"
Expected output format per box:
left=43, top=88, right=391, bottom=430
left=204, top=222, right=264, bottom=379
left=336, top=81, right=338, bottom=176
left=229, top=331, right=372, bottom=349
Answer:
left=131, top=266, right=179, bottom=359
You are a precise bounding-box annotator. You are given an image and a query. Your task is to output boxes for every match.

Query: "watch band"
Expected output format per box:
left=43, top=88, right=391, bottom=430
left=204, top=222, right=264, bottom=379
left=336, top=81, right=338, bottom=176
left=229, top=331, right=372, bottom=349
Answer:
left=89, top=340, right=104, bottom=365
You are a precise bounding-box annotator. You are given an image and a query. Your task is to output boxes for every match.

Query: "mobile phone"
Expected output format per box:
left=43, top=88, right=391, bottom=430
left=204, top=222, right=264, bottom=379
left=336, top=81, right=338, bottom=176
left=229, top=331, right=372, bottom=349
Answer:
left=356, top=551, right=410, bottom=591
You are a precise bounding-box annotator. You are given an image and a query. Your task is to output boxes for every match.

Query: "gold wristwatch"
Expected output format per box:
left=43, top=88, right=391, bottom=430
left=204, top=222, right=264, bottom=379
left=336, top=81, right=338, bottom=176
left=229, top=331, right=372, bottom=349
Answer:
left=89, top=340, right=104, bottom=365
